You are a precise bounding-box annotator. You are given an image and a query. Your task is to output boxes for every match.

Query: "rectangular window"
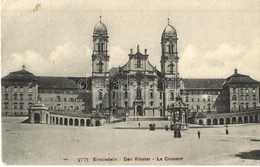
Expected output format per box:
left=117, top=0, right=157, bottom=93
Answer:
left=150, top=92, right=153, bottom=99
left=113, top=92, right=116, bottom=99
left=64, top=98, right=67, bottom=101
left=124, top=91, right=128, bottom=98
left=160, top=92, right=162, bottom=100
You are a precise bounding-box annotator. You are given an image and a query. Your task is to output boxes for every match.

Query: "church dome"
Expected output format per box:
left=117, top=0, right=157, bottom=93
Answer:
left=93, top=21, right=107, bottom=35
left=161, top=20, right=177, bottom=40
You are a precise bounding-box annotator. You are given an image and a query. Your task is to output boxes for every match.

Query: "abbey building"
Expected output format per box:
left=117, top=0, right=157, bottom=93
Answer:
left=2, top=18, right=260, bottom=125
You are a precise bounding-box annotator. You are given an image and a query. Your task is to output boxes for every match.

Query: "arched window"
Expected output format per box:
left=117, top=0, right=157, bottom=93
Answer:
left=168, top=63, right=174, bottom=74
left=98, top=91, right=102, bottom=100
left=13, top=102, right=18, bottom=109
left=57, top=96, right=61, bottom=102
left=28, top=87, right=33, bottom=92
left=101, top=43, right=104, bottom=52
left=136, top=87, right=141, bottom=99
left=4, top=94, right=8, bottom=100
left=170, top=91, right=174, bottom=100
left=28, top=103, right=33, bottom=107
left=4, top=102, right=9, bottom=109
left=19, top=94, right=24, bottom=100
left=20, top=86, right=24, bottom=92
left=245, top=88, right=248, bottom=93
left=253, top=102, right=256, bottom=108
left=124, top=91, right=128, bottom=98
left=19, top=102, right=24, bottom=109
left=240, top=88, right=243, bottom=94
left=56, top=104, right=61, bottom=110
left=232, top=88, right=236, bottom=94
left=245, top=102, right=249, bottom=109
left=98, top=61, right=103, bottom=72
left=240, top=103, right=244, bottom=109
left=253, top=95, right=256, bottom=100
left=252, top=88, right=256, bottom=94
left=150, top=92, right=153, bottom=99
left=125, top=101, right=128, bottom=107
left=185, top=96, right=188, bottom=102
left=13, top=94, right=18, bottom=100
left=168, top=45, right=171, bottom=53
left=112, top=91, right=116, bottom=99
left=233, top=102, right=237, bottom=110
left=136, top=56, right=141, bottom=68
left=245, top=95, right=249, bottom=100
left=207, top=96, right=210, bottom=102
left=28, top=94, right=33, bottom=100
left=150, top=101, right=154, bottom=107
left=240, top=95, right=244, bottom=100
left=232, top=95, right=237, bottom=100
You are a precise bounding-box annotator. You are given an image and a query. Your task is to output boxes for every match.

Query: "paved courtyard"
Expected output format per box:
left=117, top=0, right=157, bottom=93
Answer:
left=2, top=117, right=260, bottom=165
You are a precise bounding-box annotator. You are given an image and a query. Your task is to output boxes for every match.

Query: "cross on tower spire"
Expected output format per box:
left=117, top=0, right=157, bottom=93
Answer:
left=168, top=18, right=170, bottom=25
left=22, top=64, right=26, bottom=70
left=100, top=16, right=102, bottom=23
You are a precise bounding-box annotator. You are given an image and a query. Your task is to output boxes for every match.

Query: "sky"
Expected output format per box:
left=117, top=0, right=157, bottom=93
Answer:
left=1, top=0, right=260, bottom=80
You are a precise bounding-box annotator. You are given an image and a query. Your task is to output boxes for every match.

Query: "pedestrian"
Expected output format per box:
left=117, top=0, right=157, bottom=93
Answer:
left=226, top=127, right=229, bottom=135
left=138, top=122, right=140, bottom=128
left=197, top=130, right=200, bottom=140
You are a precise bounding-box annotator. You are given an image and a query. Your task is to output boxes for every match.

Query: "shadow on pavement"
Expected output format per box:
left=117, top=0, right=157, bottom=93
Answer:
left=235, top=150, right=260, bottom=160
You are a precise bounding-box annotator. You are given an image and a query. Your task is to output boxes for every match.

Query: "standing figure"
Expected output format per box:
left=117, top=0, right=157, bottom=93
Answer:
left=226, top=127, right=229, bottom=135
left=138, top=122, right=140, bottom=128
left=197, top=130, right=200, bottom=140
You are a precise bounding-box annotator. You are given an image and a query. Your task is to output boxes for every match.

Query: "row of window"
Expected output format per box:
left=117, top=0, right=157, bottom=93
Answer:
left=232, top=102, right=257, bottom=110
left=181, top=90, right=221, bottom=95
left=3, top=102, right=33, bottom=109
left=232, top=88, right=256, bottom=94
left=4, top=94, right=33, bottom=100
left=4, top=86, right=33, bottom=92
left=49, top=105, right=82, bottom=111
left=190, top=104, right=212, bottom=110
left=185, top=96, right=211, bottom=102
left=39, top=96, right=80, bottom=102
left=232, top=94, right=256, bottom=101
left=96, top=43, right=106, bottom=52
left=39, top=89, right=78, bottom=94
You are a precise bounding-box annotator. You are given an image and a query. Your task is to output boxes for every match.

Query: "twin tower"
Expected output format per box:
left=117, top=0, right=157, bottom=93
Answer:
left=91, top=17, right=179, bottom=79
left=91, top=17, right=180, bottom=116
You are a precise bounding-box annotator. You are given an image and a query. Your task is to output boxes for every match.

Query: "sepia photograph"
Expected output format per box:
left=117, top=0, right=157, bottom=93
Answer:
left=1, top=0, right=260, bottom=165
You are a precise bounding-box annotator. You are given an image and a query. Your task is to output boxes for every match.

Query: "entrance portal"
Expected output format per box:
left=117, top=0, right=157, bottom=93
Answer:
left=137, top=106, right=143, bottom=116
left=34, top=113, right=40, bottom=123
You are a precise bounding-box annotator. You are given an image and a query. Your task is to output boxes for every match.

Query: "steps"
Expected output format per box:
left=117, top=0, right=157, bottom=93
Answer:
left=126, top=116, right=168, bottom=121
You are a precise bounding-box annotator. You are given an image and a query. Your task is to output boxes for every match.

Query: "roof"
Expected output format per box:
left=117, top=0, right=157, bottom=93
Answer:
left=51, top=111, right=92, bottom=118
left=161, top=24, right=177, bottom=40
left=2, top=70, right=38, bottom=82
left=93, top=21, right=107, bottom=35
left=109, top=67, right=119, bottom=77
left=37, top=76, right=79, bottom=89
left=224, top=69, right=259, bottom=86
left=171, top=97, right=188, bottom=109
left=91, top=112, right=105, bottom=118
left=182, top=78, right=225, bottom=89
left=194, top=112, right=207, bottom=118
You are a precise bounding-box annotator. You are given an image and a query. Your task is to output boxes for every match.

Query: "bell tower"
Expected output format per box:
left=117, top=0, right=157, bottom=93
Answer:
left=91, top=17, right=110, bottom=114
left=161, top=18, right=181, bottom=116
left=92, top=16, right=109, bottom=77
left=160, top=18, right=179, bottom=78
